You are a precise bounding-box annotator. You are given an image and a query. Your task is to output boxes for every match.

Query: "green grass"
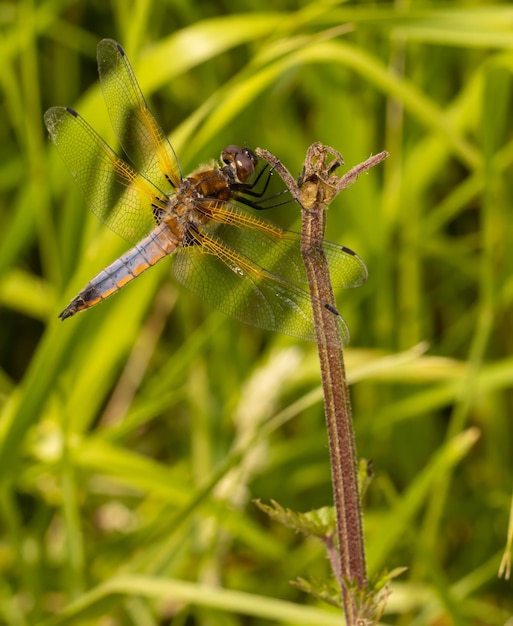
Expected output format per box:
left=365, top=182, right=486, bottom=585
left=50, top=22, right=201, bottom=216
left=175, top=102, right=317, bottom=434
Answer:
left=1, top=1, right=513, bottom=624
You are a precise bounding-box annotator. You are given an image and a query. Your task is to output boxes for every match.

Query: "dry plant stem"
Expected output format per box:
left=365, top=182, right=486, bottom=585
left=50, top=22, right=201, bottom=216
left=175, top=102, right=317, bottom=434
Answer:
left=257, top=145, right=388, bottom=624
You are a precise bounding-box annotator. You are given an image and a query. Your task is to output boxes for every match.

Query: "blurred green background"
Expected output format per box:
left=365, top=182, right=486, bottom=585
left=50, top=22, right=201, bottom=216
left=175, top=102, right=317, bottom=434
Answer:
left=1, top=0, right=513, bottom=624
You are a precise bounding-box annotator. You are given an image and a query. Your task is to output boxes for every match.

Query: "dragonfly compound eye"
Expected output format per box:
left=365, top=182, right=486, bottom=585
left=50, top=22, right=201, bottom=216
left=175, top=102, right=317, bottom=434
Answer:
left=235, top=148, right=258, bottom=182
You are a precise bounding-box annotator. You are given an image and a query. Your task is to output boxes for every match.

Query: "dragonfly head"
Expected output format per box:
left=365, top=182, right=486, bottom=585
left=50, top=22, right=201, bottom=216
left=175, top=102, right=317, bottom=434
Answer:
left=221, top=145, right=258, bottom=183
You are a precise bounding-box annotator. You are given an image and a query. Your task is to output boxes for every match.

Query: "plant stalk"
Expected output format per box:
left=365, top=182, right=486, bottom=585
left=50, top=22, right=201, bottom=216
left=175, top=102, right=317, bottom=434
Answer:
left=257, top=144, right=387, bottom=624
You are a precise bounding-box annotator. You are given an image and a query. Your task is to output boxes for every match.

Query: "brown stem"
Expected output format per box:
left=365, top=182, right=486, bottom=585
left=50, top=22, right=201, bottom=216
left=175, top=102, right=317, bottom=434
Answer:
left=256, top=144, right=387, bottom=624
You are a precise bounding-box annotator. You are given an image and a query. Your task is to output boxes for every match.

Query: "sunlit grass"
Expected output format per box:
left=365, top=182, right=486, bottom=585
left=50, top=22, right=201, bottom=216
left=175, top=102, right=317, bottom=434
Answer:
left=0, top=1, right=512, bottom=624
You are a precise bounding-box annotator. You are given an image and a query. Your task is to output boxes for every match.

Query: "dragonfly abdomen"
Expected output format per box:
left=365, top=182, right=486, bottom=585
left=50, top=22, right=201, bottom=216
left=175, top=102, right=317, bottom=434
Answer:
left=59, top=224, right=179, bottom=319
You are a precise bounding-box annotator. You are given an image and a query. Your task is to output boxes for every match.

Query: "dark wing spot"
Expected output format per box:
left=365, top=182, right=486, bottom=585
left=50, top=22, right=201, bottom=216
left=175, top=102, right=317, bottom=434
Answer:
left=152, top=204, right=165, bottom=224
left=324, top=302, right=340, bottom=316
left=340, top=245, right=356, bottom=256
left=182, top=226, right=202, bottom=247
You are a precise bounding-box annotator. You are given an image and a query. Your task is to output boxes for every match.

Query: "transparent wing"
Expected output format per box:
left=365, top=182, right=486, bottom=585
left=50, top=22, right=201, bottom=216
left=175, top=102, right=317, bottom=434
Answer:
left=44, top=106, right=167, bottom=244
left=97, top=38, right=182, bottom=192
left=174, top=231, right=349, bottom=345
left=173, top=200, right=367, bottom=345
left=197, top=200, right=368, bottom=289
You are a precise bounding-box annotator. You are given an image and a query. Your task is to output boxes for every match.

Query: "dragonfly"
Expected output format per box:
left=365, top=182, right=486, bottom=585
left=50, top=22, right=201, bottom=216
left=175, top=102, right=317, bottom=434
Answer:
left=44, top=39, right=367, bottom=345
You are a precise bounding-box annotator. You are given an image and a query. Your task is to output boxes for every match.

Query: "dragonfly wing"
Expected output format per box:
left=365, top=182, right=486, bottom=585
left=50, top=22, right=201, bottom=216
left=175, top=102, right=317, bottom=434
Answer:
left=320, top=239, right=368, bottom=288
left=97, top=39, right=182, bottom=193
left=44, top=106, right=166, bottom=244
left=173, top=226, right=350, bottom=346
left=199, top=201, right=368, bottom=289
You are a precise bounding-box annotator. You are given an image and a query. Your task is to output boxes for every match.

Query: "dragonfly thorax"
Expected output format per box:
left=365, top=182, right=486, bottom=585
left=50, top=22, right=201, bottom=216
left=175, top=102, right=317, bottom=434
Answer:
left=184, top=167, right=234, bottom=203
